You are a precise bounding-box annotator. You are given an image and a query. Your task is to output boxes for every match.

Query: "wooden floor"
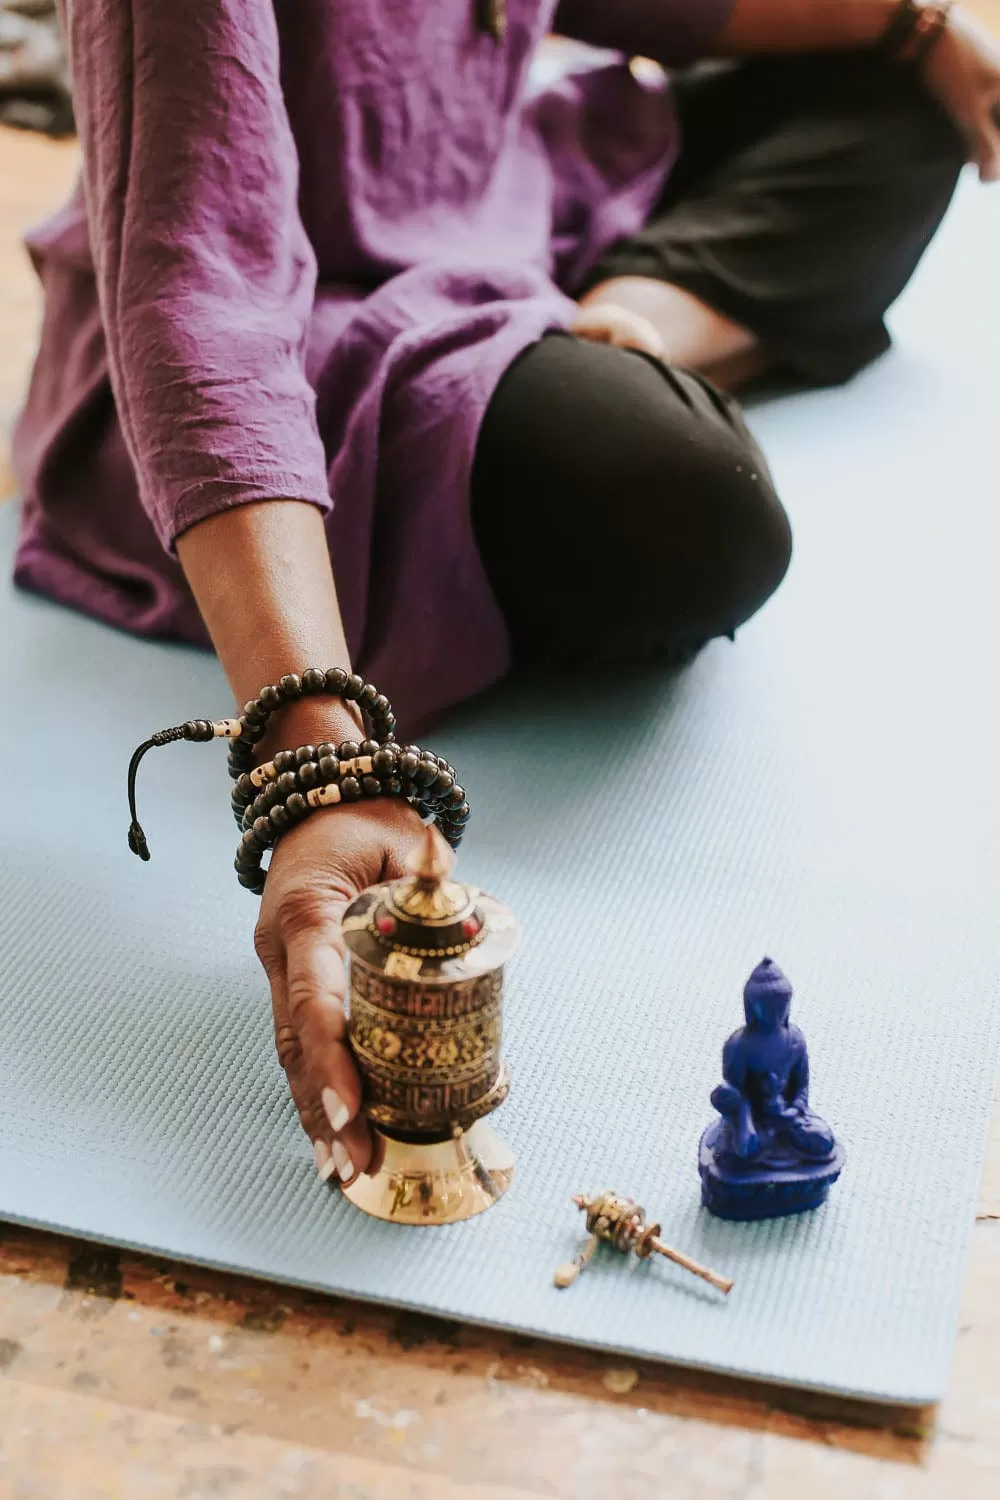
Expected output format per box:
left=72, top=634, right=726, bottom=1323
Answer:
left=2, top=21, right=1000, bottom=1492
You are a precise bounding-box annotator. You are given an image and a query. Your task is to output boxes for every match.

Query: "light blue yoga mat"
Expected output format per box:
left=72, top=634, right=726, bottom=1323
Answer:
left=1, top=174, right=998, bottom=1405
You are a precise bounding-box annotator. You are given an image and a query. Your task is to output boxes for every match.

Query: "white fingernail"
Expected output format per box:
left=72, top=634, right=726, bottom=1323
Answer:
left=332, top=1139, right=354, bottom=1183
left=322, top=1087, right=350, bottom=1133
left=313, top=1140, right=337, bottom=1183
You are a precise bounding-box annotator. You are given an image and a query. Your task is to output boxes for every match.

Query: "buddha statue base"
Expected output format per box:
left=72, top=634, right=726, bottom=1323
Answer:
left=341, top=1120, right=515, bottom=1225
left=698, top=1122, right=845, bottom=1222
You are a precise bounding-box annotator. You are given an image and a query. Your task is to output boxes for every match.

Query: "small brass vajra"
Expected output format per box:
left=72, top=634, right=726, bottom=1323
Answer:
left=555, top=1192, right=734, bottom=1295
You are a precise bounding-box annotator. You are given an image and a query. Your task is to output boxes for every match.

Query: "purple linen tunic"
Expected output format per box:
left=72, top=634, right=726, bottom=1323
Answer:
left=12, top=0, right=732, bottom=731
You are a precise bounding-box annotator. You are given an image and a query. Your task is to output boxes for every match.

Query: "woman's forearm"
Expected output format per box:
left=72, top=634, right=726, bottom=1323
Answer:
left=718, top=0, right=900, bottom=54
left=176, top=500, right=363, bottom=753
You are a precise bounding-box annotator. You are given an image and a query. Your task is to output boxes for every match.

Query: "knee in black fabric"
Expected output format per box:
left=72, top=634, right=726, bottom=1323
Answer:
left=471, top=338, right=792, bottom=666
left=599, top=364, right=793, bottom=655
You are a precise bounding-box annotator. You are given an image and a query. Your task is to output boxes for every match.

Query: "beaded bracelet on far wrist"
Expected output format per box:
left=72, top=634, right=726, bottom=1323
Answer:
left=881, top=0, right=953, bottom=66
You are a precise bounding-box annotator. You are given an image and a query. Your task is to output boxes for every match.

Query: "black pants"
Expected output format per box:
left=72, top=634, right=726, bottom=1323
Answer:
left=471, top=52, right=965, bottom=666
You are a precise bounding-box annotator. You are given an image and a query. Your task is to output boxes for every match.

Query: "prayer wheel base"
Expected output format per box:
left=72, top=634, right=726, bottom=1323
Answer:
left=342, top=1121, right=515, bottom=1225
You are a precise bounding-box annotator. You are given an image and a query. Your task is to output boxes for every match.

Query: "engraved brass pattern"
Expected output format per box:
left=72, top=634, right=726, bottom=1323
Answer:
left=348, top=966, right=505, bottom=1133
left=342, top=836, right=519, bottom=1208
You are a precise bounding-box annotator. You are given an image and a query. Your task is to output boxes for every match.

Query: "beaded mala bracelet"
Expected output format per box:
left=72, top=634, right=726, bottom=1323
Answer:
left=232, top=745, right=469, bottom=896
left=125, top=670, right=470, bottom=895
left=227, top=667, right=396, bottom=782
left=234, top=750, right=468, bottom=833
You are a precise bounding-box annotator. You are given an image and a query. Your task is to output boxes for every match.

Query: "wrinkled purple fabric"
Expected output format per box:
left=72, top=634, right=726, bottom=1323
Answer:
left=13, top=0, right=732, bottom=731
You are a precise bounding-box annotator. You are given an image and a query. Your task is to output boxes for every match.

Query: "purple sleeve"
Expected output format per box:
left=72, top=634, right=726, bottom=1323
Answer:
left=59, top=0, right=330, bottom=548
left=552, top=0, right=735, bottom=66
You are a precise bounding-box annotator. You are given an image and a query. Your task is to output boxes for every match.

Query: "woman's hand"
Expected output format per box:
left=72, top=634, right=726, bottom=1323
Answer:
left=924, top=7, right=1000, bottom=182
left=253, top=797, right=427, bottom=1185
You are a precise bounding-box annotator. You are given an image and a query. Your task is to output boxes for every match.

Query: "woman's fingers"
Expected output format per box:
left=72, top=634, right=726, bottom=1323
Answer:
left=253, top=801, right=430, bottom=1184
left=268, top=937, right=375, bottom=1183
left=572, top=303, right=665, bottom=359
left=256, top=873, right=373, bottom=1171
left=325, top=1115, right=375, bottom=1184
left=283, top=912, right=374, bottom=1144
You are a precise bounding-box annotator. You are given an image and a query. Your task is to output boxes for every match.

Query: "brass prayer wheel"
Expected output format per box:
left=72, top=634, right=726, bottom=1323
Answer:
left=341, top=826, right=519, bottom=1224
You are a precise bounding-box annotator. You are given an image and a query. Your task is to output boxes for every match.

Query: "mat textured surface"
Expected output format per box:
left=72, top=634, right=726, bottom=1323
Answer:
left=1, top=176, right=998, bottom=1405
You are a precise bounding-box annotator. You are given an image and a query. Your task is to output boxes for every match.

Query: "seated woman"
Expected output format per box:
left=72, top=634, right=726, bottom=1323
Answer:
left=12, top=1, right=1000, bottom=1186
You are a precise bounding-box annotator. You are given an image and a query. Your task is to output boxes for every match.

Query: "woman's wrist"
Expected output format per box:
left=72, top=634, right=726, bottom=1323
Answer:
left=253, top=694, right=365, bottom=766
left=175, top=498, right=364, bottom=760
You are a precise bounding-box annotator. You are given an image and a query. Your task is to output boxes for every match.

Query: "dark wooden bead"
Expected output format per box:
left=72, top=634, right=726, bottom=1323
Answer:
left=273, top=750, right=296, bottom=774
left=252, top=816, right=272, bottom=844
left=316, top=742, right=336, bottom=761
left=372, top=694, right=391, bottom=719
left=301, top=667, right=327, bottom=694
left=338, top=741, right=360, bottom=761
left=259, top=684, right=284, bottom=710
left=276, top=772, right=298, bottom=797
left=317, top=755, right=339, bottom=782
left=361, top=776, right=381, bottom=797
left=279, top=673, right=303, bottom=699
left=298, top=762, right=319, bottom=789
left=382, top=714, right=397, bottom=738
left=294, top=744, right=316, bottom=766
left=372, top=748, right=396, bottom=777
left=429, top=771, right=455, bottom=798
left=450, top=801, right=472, bottom=824
left=240, top=828, right=260, bottom=852
left=241, top=700, right=267, bottom=725
left=325, top=667, right=349, bottom=693
left=413, top=758, right=438, bottom=788
left=359, top=737, right=380, bottom=757
left=358, top=683, right=379, bottom=709
left=343, top=674, right=364, bottom=700
left=241, top=722, right=266, bottom=744
left=238, top=868, right=264, bottom=892
left=285, top=792, right=308, bottom=819
left=399, top=751, right=420, bottom=779
left=385, top=776, right=403, bottom=796
left=443, top=785, right=466, bottom=810
left=341, top=776, right=362, bottom=802
left=269, top=805, right=291, bottom=833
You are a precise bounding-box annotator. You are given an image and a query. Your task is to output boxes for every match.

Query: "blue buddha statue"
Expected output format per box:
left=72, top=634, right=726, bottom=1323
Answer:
left=698, top=958, right=845, bottom=1221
